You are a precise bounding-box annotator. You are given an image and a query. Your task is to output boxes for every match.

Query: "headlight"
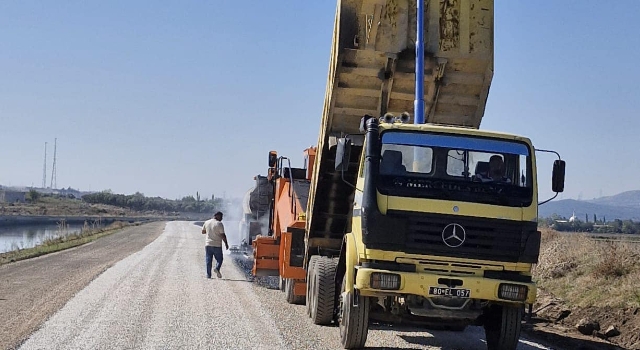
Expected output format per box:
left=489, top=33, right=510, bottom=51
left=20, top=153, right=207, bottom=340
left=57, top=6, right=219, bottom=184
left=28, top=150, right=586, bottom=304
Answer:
left=370, top=272, right=401, bottom=290
left=498, top=283, right=528, bottom=301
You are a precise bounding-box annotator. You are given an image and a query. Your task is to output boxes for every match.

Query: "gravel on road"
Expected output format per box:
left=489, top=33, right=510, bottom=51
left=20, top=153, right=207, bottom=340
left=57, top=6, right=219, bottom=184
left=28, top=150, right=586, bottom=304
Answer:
left=0, top=221, right=166, bottom=350
left=8, top=221, right=561, bottom=350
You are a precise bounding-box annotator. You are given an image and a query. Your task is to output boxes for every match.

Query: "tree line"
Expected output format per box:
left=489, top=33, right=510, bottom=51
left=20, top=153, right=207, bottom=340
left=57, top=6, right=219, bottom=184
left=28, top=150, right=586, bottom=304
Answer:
left=82, top=190, right=223, bottom=214
left=539, top=214, right=640, bottom=234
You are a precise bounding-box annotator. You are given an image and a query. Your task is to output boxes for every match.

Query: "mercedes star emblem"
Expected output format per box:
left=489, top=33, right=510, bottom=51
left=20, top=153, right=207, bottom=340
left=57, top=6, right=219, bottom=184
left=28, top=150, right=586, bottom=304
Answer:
left=442, top=223, right=466, bottom=248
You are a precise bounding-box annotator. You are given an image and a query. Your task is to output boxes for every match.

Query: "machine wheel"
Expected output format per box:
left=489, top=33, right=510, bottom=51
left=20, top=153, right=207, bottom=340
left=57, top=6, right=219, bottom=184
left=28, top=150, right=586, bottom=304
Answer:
left=285, top=278, right=305, bottom=305
left=338, top=275, right=370, bottom=349
left=306, top=256, right=320, bottom=317
left=483, top=304, right=523, bottom=350
left=310, top=257, right=337, bottom=325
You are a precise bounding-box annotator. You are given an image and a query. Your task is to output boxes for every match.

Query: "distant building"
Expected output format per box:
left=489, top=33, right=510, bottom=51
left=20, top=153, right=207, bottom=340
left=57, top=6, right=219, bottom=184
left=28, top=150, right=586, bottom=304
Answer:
left=0, top=190, right=27, bottom=203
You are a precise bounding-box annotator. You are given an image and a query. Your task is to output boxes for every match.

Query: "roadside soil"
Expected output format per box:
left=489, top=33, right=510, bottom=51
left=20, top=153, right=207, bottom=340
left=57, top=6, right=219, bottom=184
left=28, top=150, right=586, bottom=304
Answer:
left=522, top=288, right=639, bottom=350
left=0, top=221, right=166, bottom=350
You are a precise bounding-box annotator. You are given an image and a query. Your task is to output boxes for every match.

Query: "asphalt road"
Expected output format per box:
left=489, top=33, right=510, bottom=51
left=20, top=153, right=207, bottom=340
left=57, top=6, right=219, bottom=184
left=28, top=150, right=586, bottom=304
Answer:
left=12, top=221, right=562, bottom=350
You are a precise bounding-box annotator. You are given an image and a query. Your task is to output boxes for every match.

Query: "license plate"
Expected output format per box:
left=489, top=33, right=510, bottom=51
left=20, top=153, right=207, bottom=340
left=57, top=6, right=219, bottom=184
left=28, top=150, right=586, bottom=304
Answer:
left=428, top=286, right=471, bottom=298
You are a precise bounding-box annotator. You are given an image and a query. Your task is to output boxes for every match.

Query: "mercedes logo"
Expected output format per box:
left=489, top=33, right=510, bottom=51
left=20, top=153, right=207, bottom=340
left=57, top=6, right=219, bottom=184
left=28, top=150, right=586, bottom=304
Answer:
left=442, top=223, right=466, bottom=248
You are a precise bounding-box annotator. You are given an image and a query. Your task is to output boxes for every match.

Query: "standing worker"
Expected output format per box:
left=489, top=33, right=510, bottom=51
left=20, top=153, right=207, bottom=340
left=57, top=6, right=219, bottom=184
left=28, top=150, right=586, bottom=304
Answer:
left=201, top=211, right=229, bottom=278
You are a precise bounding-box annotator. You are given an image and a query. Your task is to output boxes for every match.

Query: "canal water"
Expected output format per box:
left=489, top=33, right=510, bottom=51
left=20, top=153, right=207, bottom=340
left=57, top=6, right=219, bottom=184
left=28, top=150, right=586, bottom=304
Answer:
left=2, top=220, right=245, bottom=255
left=0, top=223, right=87, bottom=254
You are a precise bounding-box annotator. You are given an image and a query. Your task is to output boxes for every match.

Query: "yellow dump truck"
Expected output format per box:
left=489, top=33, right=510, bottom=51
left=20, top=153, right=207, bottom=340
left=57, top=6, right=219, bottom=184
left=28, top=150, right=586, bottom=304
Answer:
left=252, top=1, right=566, bottom=349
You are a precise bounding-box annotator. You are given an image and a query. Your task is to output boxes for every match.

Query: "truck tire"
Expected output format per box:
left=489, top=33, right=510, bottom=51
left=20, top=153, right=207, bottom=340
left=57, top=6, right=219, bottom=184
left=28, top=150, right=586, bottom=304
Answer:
left=483, top=304, right=522, bottom=350
left=338, top=275, right=369, bottom=349
left=279, top=276, right=285, bottom=292
left=306, top=256, right=320, bottom=317
left=285, top=278, right=305, bottom=305
left=310, top=257, right=337, bottom=325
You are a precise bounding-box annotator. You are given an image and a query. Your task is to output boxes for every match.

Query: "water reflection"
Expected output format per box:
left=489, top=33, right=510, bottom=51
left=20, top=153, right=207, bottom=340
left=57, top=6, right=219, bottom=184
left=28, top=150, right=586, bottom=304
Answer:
left=0, top=224, right=85, bottom=253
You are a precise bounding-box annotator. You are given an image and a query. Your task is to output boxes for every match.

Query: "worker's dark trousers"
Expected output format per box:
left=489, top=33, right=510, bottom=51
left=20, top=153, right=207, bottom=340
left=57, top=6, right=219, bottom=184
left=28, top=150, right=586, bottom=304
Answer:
left=205, top=246, right=224, bottom=277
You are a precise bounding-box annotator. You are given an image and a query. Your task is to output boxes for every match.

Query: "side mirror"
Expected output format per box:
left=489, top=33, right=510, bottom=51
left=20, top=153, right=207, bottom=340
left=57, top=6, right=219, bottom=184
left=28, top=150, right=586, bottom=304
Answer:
left=335, top=137, right=352, bottom=171
left=552, top=160, right=565, bottom=193
left=268, top=151, right=277, bottom=168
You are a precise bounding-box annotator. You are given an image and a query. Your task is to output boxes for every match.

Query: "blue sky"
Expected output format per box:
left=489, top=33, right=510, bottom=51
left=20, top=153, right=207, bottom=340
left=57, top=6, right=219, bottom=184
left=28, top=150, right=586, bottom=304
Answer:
left=1, top=1, right=638, bottom=202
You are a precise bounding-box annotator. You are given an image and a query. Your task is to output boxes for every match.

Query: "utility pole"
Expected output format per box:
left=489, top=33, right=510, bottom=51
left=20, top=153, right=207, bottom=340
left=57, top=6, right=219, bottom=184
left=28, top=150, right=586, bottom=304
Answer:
left=42, top=142, right=48, bottom=188
left=50, top=138, right=57, bottom=189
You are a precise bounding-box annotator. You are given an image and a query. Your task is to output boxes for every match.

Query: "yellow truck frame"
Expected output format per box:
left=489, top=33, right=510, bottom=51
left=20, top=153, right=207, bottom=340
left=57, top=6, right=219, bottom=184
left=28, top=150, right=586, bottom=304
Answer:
left=252, top=1, right=567, bottom=349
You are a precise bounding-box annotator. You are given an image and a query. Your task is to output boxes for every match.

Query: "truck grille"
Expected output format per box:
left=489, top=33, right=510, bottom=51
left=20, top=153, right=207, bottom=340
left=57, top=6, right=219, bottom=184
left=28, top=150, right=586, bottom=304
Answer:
left=392, top=211, right=536, bottom=263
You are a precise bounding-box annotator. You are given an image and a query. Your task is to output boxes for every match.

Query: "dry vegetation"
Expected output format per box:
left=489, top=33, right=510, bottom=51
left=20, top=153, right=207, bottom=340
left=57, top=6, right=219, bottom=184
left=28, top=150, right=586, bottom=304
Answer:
left=1, top=196, right=128, bottom=216
left=0, top=196, right=164, bottom=217
left=534, top=228, right=640, bottom=308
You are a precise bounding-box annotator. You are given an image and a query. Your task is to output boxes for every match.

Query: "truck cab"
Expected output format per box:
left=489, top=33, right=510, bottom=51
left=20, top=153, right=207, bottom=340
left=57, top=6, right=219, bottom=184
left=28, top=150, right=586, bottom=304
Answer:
left=328, top=115, right=565, bottom=349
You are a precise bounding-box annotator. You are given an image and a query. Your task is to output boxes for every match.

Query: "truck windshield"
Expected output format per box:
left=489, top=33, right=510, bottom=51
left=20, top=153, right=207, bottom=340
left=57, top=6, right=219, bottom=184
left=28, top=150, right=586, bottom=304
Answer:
left=377, top=131, right=533, bottom=207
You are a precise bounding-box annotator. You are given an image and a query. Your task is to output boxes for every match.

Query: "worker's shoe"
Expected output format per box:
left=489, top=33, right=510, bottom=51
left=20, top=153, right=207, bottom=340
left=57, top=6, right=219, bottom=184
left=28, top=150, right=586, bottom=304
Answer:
left=214, top=269, right=222, bottom=278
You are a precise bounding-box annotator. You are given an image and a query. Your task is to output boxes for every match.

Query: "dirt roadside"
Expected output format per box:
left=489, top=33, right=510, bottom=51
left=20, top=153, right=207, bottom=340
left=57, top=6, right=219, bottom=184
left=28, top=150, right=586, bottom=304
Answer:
left=520, top=289, right=636, bottom=350
left=0, top=221, right=167, bottom=350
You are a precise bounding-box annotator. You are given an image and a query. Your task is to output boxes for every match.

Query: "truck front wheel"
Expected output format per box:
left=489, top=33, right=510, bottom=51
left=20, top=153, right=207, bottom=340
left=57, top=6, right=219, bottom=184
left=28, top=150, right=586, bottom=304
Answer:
left=338, top=275, right=369, bottom=349
left=483, top=304, right=522, bottom=350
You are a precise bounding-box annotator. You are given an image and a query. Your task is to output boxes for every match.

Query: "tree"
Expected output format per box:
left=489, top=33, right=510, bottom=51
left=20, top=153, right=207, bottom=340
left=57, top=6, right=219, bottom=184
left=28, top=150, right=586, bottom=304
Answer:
left=622, top=220, right=637, bottom=234
left=27, top=189, right=41, bottom=203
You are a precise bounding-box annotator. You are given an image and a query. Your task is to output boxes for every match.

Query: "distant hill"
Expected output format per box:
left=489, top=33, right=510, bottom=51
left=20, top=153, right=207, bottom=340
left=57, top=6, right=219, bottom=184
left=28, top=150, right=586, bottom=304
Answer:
left=587, top=190, right=640, bottom=209
left=539, top=190, right=640, bottom=221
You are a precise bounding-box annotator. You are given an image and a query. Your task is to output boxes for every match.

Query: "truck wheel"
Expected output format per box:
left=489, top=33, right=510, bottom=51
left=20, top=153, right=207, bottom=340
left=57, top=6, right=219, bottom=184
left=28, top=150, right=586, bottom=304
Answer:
left=310, top=257, right=337, bottom=325
left=338, top=275, right=369, bottom=349
left=279, top=277, right=285, bottom=292
left=285, top=278, right=305, bottom=305
left=306, top=256, right=320, bottom=317
left=483, top=304, right=522, bottom=350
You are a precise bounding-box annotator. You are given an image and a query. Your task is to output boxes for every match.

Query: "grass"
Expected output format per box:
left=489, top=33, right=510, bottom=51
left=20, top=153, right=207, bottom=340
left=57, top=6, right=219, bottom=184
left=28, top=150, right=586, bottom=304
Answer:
left=0, top=221, right=139, bottom=266
left=533, top=228, right=640, bottom=308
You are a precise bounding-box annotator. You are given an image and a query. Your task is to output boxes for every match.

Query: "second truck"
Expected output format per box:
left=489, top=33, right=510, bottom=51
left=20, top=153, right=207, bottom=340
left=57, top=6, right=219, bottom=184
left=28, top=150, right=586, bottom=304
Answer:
left=251, top=1, right=566, bottom=349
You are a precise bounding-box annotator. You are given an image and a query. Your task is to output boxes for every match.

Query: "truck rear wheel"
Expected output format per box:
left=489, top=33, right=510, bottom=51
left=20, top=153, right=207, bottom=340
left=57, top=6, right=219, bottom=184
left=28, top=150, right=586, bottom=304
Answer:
left=483, top=304, right=522, bottom=350
left=310, top=257, right=337, bottom=325
left=338, top=275, right=369, bottom=349
left=285, top=278, right=305, bottom=305
left=306, top=256, right=320, bottom=317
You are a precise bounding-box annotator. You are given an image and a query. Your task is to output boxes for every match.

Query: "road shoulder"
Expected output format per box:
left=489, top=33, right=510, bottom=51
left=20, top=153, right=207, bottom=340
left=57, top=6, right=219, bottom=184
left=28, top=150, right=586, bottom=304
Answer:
left=0, top=221, right=166, bottom=350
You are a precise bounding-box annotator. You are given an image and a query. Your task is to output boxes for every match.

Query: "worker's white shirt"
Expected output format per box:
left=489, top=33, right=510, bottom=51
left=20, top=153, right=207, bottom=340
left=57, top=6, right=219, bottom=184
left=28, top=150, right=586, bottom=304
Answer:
left=203, top=219, right=225, bottom=247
